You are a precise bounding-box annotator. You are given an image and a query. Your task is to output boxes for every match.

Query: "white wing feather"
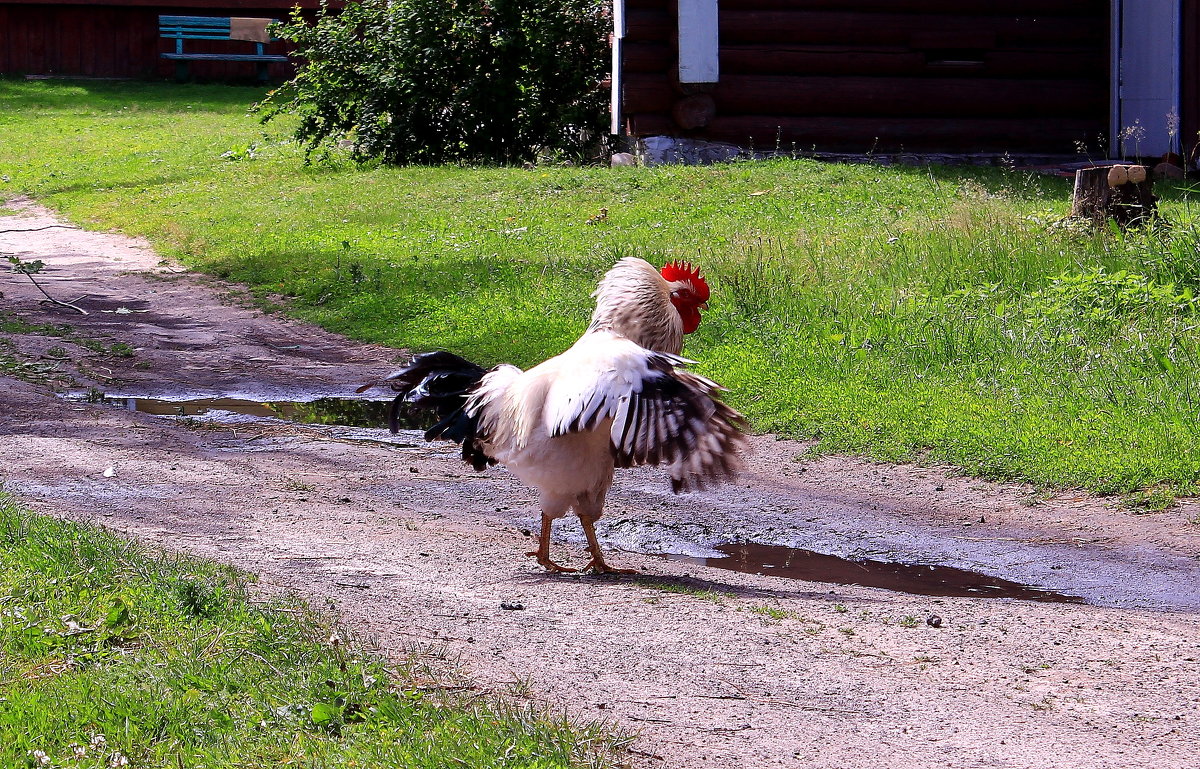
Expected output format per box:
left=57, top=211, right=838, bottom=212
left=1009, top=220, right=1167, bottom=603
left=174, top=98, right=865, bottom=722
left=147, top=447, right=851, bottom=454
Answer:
left=541, top=331, right=746, bottom=491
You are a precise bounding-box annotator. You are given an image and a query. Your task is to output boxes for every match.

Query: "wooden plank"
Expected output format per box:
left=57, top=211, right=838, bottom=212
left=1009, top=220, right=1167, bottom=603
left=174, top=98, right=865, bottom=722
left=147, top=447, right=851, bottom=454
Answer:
left=65, top=4, right=87, bottom=74
left=720, top=45, right=925, bottom=76
left=719, top=11, right=1105, bottom=47
left=712, top=45, right=1104, bottom=78
left=626, top=0, right=1105, bottom=12
left=0, top=6, right=10, bottom=73
left=163, top=53, right=287, bottom=61
left=623, top=41, right=1106, bottom=78
left=624, top=74, right=1106, bottom=119
left=1184, top=0, right=1200, bottom=162
left=90, top=5, right=112, bottom=76
left=714, top=0, right=1105, bottom=15
left=623, top=41, right=671, bottom=73
left=627, top=113, right=1102, bottom=152
left=27, top=3, right=49, bottom=72
left=625, top=9, right=672, bottom=42
left=132, top=7, right=157, bottom=78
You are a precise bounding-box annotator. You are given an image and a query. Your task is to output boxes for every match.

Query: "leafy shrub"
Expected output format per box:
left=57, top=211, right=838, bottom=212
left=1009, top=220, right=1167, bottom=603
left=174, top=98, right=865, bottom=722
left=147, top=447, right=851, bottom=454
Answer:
left=945, top=270, right=1197, bottom=324
left=1026, top=269, right=1197, bottom=324
left=259, top=0, right=610, bottom=165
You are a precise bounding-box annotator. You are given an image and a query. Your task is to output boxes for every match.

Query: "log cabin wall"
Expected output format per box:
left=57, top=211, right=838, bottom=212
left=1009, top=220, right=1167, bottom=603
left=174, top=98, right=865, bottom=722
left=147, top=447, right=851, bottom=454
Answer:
left=1184, top=0, right=1200, bottom=164
left=622, top=0, right=1111, bottom=154
left=0, top=0, right=333, bottom=80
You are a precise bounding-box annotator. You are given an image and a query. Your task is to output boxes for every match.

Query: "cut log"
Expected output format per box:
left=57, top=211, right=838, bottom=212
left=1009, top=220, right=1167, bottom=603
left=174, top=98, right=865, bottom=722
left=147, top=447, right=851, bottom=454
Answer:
left=1153, top=162, right=1185, bottom=181
left=1071, top=166, right=1158, bottom=227
left=672, top=94, right=717, bottom=129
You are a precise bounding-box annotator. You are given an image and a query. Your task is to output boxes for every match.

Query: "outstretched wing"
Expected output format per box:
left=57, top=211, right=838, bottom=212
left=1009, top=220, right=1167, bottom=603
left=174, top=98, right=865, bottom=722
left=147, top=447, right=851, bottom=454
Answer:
left=543, top=332, right=748, bottom=492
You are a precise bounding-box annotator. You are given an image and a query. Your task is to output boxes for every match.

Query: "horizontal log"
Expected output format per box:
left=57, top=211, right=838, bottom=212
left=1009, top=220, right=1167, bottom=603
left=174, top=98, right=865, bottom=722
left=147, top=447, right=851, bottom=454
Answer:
left=714, top=0, right=1105, bottom=15
left=713, top=45, right=1104, bottom=78
left=623, top=42, right=673, bottom=73
left=626, top=113, right=1102, bottom=153
left=623, top=43, right=1106, bottom=79
left=720, top=11, right=1105, bottom=47
left=628, top=10, right=1106, bottom=47
left=626, top=0, right=1105, bottom=15
left=625, top=10, right=672, bottom=43
left=983, top=49, right=1107, bottom=77
left=623, top=74, right=1106, bottom=119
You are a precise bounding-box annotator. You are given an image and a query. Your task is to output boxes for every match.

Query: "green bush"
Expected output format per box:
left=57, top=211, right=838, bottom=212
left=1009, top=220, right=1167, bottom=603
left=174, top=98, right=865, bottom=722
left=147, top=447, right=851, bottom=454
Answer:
left=259, top=0, right=610, bottom=165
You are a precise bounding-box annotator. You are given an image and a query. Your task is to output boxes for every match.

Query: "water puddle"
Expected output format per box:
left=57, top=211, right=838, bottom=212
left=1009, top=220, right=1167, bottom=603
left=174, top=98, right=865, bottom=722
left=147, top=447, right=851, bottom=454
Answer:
left=71, top=394, right=433, bottom=430
left=668, top=542, right=1084, bottom=603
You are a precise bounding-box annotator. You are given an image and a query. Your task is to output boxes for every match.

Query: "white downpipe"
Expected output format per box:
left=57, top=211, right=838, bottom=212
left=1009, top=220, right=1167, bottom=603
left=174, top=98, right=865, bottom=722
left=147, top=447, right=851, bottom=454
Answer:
left=610, top=0, right=626, bottom=136
left=1110, top=0, right=1122, bottom=158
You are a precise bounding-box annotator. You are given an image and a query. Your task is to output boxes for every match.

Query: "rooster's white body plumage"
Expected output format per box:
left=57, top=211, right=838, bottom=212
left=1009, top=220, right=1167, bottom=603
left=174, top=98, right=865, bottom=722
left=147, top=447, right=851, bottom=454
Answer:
left=377, top=257, right=746, bottom=572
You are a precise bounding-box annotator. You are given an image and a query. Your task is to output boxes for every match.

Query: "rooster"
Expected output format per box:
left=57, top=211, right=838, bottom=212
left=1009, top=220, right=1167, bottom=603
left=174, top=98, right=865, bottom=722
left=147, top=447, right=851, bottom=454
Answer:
left=367, top=258, right=747, bottom=573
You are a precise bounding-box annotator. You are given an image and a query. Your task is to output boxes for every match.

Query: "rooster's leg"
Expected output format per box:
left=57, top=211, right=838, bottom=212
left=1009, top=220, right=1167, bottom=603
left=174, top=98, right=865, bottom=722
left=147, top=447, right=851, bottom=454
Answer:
left=579, top=516, right=637, bottom=575
left=525, top=514, right=576, bottom=573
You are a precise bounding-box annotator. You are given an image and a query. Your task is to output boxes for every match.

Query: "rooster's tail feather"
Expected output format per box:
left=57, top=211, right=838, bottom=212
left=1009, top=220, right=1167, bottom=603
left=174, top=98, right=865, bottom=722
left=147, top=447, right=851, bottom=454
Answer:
left=374, top=351, right=488, bottom=437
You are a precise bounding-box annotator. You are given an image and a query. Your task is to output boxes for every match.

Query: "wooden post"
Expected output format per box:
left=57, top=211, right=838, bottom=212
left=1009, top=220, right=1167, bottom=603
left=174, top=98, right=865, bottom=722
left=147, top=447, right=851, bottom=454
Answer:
left=1071, top=165, right=1158, bottom=227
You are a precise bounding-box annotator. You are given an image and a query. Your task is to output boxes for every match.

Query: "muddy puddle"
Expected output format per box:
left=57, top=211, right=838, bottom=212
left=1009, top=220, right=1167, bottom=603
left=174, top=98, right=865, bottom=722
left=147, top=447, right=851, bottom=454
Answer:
left=68, top=393, right=433, bottom=430
left=667, top=543, right=1084, bottom=603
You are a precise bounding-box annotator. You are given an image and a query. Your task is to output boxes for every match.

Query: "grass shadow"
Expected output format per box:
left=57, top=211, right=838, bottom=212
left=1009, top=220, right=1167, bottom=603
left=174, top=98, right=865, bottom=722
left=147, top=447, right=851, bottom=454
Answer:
left=0, top=77, right=268, bottom=114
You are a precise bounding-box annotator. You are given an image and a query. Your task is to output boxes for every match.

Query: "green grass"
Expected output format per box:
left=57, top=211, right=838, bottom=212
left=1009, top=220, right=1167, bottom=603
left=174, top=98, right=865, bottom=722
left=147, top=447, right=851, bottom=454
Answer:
left=639, top=582, right=730, bottom=603
left=0, top=494, right=623, bottom=768
left=3, top=79, right=1200, bottom=496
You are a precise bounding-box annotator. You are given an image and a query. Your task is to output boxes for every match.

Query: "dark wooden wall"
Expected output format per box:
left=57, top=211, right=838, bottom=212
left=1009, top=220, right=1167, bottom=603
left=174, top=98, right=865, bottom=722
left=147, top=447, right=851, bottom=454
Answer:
left=1185, top=0, right=1200, bottom=165
left=0, top=0, right=332, bottom=80
left=622, top=0, right=1110, bottom=154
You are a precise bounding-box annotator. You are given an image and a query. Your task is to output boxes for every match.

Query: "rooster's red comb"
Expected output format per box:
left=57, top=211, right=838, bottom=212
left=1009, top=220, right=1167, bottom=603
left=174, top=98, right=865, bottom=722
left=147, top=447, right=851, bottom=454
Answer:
left=660, top=260, right=709, bottom=301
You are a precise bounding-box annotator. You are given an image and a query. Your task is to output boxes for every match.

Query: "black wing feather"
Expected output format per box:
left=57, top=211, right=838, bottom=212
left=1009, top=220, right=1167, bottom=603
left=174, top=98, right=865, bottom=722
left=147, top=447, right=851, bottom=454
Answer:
left=608, top=356, right=748, bottom=492
left=364, top=351, right=498, bottom=470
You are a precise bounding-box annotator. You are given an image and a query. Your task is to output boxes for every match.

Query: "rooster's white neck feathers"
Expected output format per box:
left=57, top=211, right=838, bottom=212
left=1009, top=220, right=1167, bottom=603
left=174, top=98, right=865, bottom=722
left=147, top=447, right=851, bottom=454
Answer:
left=587, top=257, right=685, bottom=355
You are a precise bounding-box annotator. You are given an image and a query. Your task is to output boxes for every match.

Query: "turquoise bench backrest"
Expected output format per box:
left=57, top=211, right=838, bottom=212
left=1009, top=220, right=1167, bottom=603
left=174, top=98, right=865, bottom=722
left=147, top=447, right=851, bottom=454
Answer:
left=159, top=16, right=234, bottom=41
left=158, top=15, right=278, bottom=56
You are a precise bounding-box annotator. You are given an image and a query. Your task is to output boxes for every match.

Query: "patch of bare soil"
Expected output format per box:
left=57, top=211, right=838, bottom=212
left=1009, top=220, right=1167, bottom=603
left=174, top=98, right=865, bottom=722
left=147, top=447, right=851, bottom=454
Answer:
left=2, top=198, right=1199, bottom=769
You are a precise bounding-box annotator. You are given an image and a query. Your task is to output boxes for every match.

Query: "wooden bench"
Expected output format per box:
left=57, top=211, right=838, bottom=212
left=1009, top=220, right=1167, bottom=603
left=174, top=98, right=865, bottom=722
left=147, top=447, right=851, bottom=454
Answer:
left=159, top=15, right=288, bottom=82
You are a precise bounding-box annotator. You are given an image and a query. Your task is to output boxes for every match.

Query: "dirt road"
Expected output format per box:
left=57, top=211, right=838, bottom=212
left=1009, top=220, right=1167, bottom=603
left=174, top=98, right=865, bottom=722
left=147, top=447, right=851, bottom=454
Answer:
left=2, top=198, right=1199, bottom=768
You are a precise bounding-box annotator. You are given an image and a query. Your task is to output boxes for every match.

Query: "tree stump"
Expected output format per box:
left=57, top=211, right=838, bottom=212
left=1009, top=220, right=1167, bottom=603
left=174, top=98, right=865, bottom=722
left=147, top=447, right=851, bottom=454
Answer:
left=1071, top=165, right=1158, bottom=227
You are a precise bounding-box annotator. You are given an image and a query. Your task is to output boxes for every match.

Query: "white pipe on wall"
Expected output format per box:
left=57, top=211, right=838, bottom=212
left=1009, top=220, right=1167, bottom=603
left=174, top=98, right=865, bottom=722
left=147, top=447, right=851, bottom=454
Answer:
left=610, top=0, right=626, bottom=135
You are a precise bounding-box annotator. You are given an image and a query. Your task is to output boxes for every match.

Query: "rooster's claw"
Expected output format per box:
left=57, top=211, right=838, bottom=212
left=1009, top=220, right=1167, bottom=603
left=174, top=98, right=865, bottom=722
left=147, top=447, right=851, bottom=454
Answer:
left=526, top=551, right=577, bottom=573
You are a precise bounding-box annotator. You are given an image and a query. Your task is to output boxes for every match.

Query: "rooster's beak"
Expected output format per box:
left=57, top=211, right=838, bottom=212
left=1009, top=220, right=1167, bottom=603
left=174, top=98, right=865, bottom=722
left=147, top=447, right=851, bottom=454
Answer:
left=699, top=301, right=709, bottom=311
